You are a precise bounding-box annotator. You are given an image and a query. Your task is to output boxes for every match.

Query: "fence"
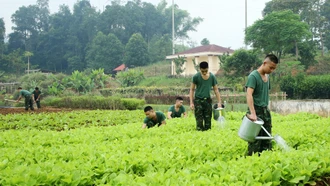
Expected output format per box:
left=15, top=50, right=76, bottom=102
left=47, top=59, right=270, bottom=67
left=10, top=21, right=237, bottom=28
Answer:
left=144, top=92, right=287, bottom=105
left=0, top=82, right=20, bottom=94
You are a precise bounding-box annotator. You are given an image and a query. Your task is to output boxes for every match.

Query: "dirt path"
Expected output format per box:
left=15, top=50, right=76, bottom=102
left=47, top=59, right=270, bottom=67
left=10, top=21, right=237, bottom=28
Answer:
left=0, top=107, right=74, bottom=115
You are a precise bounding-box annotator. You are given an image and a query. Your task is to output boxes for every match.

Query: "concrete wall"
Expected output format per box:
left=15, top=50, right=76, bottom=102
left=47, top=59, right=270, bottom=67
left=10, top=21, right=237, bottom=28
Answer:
left=270, top=100, right=330, bottom=117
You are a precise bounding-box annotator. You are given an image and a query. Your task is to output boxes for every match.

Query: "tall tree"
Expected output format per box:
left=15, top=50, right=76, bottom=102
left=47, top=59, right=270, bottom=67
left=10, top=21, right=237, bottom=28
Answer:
left=200, top=38, right=210, bottom=46
left=66, top=0, right=99, bottom=72
left=124, top=33, right=149, bottom=67
left=160, top=1, right=203, bottom=40
left=223, top=49, right=261, bottom=79
left=0, top=18, right=5, bottom=55
left=245, top=10, right=311, bottom=61
left=263, top=0, right=327, bottom=56
left=86, top=32, right=124, bottom=73
left=11, top=5, right=39, bottom=51
left=321, top=0, right=330, bottom=50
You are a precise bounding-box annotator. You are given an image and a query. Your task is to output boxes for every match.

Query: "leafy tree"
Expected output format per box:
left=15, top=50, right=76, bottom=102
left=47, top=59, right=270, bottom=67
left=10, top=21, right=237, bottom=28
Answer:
left=116, top=69, right=145, bottom=87
left=288, top=40, right=317, bottom=68
left=0, top=18, right=5, bottom=55
left=218, top=52, right=230, bottom=69
left=11, top=5, right=39, bottom=52
left=1, top=49, right=25, bottom=74
left=173, top=56, right=186, bottom=75
left=263, top=0, right=327, bottom=56
left=245, top=10, right=311, bottom=61
left=223, top=49, right=260, bottom=79
left=142, top=2, right=164, bottom=45
left=300, top=0, right=327, bottom=56
left=322, top=0, right=330, bottom=50
left=158, top=0, right=203, bottom=40
left=148, top=34, right=172, bottom=63
left=200, top=38, right=210, bottom=46
left=66, top=70, right=94, bottom=93
left=86, top=32, right=124, bottom=73
left=263, top=0, right=309, bottom=16
left=99, top=2, right=127, bottom=43
left=89, top=68, right=109, bottom=89
left=65, top=0, right=99, bottom=72
left=43, top=5, right=73, bottom=72
left=124, top=33, right=149, bottom=67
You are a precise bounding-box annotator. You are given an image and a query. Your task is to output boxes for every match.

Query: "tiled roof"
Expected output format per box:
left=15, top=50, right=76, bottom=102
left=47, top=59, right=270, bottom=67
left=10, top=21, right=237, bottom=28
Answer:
left=113, top=64, right=126, bottom=71
left=175, top=44, right=234, bottom=55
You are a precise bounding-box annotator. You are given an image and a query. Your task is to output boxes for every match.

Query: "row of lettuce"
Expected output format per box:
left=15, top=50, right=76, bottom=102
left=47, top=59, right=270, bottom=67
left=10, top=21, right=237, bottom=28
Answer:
left=0, top=111, right=329, bottom=185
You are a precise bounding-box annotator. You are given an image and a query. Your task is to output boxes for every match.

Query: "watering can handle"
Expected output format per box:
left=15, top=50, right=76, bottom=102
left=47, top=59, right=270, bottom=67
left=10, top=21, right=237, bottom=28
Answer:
left=260, top=125, right=272, bottom=138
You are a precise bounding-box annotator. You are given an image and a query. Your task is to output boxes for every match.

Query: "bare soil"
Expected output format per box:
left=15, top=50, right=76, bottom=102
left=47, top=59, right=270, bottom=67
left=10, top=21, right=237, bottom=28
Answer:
left=0, top=107, right=74, bottom=115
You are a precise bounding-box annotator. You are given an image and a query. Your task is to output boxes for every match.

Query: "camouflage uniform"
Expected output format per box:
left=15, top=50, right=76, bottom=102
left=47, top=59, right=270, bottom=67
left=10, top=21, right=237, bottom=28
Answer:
left=19, top=90, right=34, bottom=111
left=194, top=98, right=212, bottom=131
left=246, top=105, right=272, bottom=156
left=245, top=70, right=272, bottom=156
left=32, top=89, right=42, bottom=108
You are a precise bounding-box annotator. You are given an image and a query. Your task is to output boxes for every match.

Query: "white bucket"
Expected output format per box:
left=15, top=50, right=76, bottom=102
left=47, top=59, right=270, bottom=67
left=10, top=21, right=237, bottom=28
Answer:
left=238, top=115, right=264, bottom=142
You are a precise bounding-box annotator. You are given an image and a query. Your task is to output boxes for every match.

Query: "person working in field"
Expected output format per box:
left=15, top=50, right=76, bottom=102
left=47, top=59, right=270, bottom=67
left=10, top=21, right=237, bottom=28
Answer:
left=167, top=97, right=187, bottom=119
left=16, top=87, right=35, bottom=111
left=142, top=106, right=166, bottom=129
left=245, top=54, right=279, bottom=156
left=189, top=61, right=222, bottom=131
left=32, top=87, right=42, bottom=109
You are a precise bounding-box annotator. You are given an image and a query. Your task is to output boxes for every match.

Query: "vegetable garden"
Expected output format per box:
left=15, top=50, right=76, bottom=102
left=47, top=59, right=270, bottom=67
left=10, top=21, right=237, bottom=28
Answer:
left=0, top=110, right=329, bottom=185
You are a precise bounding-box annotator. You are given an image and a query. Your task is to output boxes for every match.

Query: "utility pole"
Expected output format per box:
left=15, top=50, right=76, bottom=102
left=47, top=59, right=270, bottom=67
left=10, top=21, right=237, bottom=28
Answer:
left=28, top=56, right=30, bottom=75
left=245, top=0, right=247, bottom=49
left=172, top=0, right=175, bottom=55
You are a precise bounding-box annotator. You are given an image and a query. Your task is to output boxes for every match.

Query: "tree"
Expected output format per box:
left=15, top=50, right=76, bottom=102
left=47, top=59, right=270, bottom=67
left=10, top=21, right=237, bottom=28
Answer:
left=148, top=34, right=172, bottom=63
left=263, top=0, right=327, bottom=57
left=223, top=49, right=260, bottom=79
left=263, top=0, right=309, bottom=16
left=321, top=0, right=330, bottom=50
left=200, top=38, right=210, bottom=46
left=173, top=56, right=186, bottom=75
left=158, top=0, right=203, bottom=40
left=116, top=69, right=145, bottom=87
left=86, top=32, right=124, bottom=74
left=0, top=18, right=5, bottom=55
left=124, top=33, right=149, bottom=67
left=245, top=10, right=311, bottom=61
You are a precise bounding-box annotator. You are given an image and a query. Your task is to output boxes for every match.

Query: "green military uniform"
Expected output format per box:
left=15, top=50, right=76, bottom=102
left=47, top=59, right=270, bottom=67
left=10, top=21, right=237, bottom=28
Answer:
left=245, top=70, right=272, bottom=155
left=19, top=90, right=34, bottom=111
left=168, top=105, right=186, bottom=118
left=192, top=72, right=217, bottom=131
left=32, top=90, right=42, bottom=108
left=143, top=111, right=166, bottom=128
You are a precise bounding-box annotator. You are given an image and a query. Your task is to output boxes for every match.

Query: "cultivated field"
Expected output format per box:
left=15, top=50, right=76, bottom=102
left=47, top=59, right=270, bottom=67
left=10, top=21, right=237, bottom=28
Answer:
left=0, top=109, right=329, bottom=185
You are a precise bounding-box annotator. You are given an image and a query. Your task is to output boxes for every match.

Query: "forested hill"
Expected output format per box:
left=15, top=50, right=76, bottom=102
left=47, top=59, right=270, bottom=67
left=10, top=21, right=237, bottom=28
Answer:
left=0, top=0, right=202, bottom=74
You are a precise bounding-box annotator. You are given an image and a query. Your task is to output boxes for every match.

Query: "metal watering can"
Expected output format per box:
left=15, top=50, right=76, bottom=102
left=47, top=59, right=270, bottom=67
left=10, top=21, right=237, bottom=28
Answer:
left=213, top=103, right=225, bottom=120
left=238, top=115, right=272, bottom=142
left=238, top=115, right=290, bottom=151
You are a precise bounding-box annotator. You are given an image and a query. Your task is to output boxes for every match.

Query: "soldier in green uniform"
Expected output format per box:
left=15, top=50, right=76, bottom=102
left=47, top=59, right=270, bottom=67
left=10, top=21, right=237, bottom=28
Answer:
left=16, top=87, right=35, bottom=110
left=167, top=97, right=187, bottom=119
left=189, top=61, right=222, bottom=131
left=32, top=87, right=42, bottom=109
left=245, top=54, right=279, bottom=156
left=142, top=106, right=166, bottom=129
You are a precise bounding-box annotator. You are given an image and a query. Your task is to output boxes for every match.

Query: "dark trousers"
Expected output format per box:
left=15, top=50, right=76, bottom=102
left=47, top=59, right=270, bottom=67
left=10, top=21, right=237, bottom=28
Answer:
left=247, top=105, right=272, bottom=156
left=194, top=98, right=212, bottom=131
left=24, top=96, right=34, bottom=110
left=35, top=100, right=41, bottom=108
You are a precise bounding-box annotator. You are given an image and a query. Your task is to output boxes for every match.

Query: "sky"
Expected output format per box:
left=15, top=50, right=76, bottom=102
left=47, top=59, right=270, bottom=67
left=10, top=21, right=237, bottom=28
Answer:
left=1, top=0, right=271, bottom=50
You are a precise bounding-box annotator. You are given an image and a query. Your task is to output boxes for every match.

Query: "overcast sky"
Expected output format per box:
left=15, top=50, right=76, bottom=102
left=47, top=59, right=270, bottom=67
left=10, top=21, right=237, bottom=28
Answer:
left=1, top=0, right=270, bottom=49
